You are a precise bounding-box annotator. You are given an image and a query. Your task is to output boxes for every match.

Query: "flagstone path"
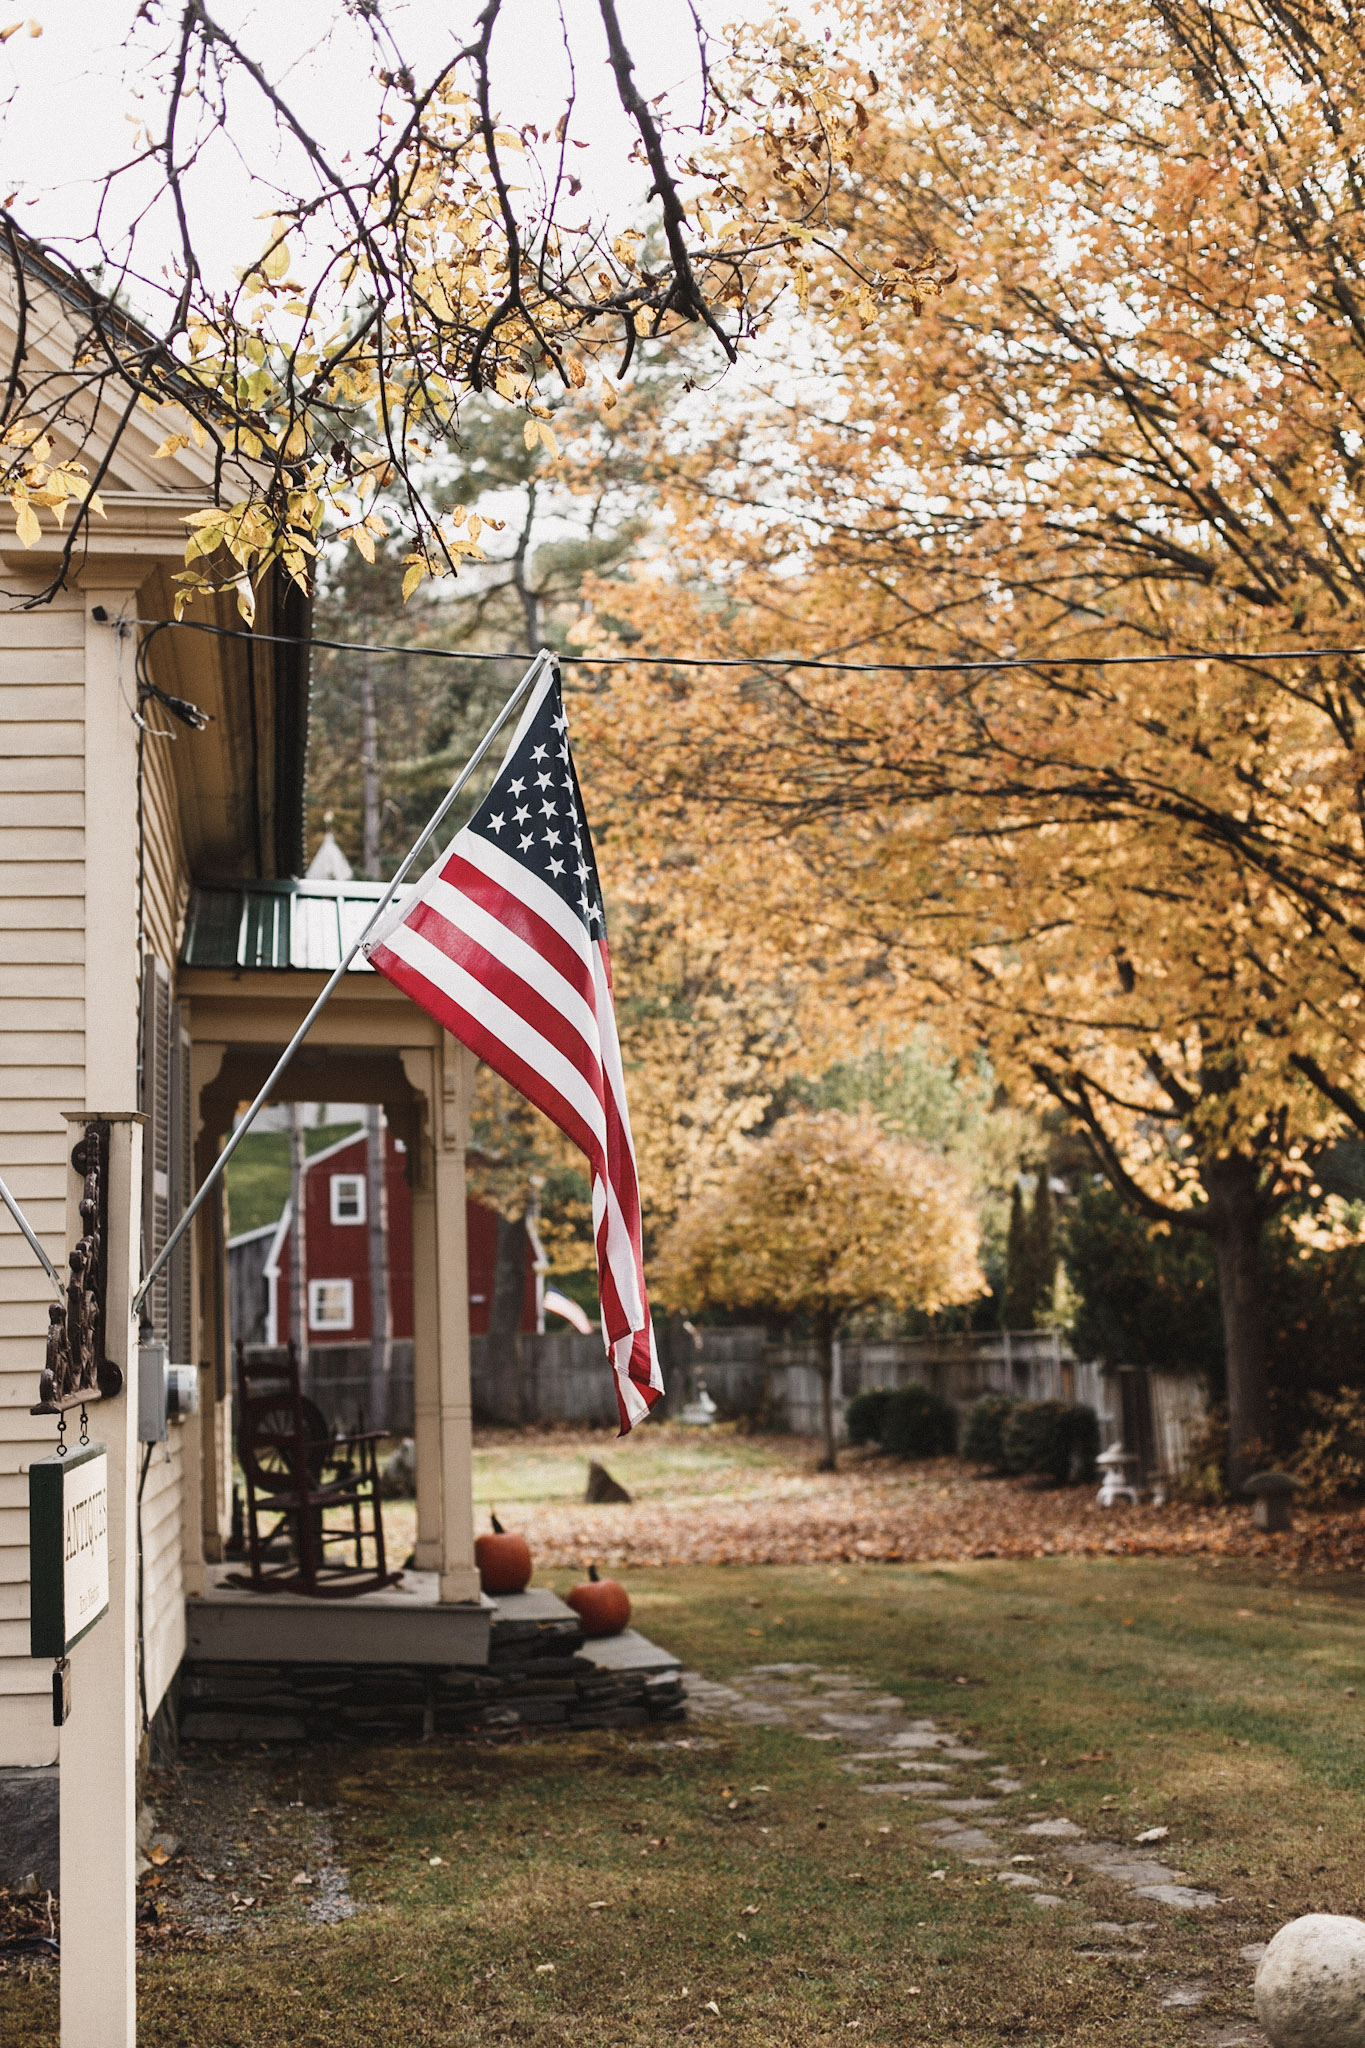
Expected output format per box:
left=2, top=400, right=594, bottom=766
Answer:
left=684, top=1661, right=1267, bottom=2047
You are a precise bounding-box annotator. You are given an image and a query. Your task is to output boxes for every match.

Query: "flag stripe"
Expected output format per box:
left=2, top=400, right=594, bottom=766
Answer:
left=374, top=923, right=607, bottom=1164
left=364, top=660, right=662, bottom=1428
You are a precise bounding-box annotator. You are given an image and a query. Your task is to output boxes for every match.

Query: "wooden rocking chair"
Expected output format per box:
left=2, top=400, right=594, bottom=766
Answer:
left=226, top=1342, right=400, bottom=1598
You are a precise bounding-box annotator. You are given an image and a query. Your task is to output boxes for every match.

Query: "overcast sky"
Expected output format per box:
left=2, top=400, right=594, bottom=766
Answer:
left=1, top=2, right=764, bottom=296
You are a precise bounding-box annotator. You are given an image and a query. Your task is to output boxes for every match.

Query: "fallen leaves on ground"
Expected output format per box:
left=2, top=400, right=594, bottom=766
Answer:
left=516, top=1447, right=1365, bottom=1572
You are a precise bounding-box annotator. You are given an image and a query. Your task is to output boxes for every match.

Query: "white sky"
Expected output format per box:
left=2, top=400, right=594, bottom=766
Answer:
left=0, top=2, right=770, bottom=301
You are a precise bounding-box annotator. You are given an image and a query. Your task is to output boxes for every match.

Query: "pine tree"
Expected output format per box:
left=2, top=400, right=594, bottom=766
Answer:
left=1003, top=1181, right=1031, bottom=1328
left=1029, top=1168, right=1057, bottom=1323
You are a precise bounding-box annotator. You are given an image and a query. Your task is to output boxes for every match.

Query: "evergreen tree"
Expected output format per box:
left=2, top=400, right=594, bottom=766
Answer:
left=1029, top=1168, right=1057, bottom=1322
left=1003, top=1181, right=1031, bottom=1328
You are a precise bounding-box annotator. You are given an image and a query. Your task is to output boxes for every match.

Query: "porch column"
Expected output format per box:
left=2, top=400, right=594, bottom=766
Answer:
left=62, top=587, right=142, bottom=2048
left=400, top=1041, right=478, bottom=1600
left=434, top=1038, right=477, bottom=1601
left=402, top=1048, right=442, bottom=1573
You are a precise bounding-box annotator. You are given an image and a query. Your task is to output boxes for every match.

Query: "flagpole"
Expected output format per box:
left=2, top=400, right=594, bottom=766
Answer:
left=132, top=647, right=553, bottom=1319
left=0, top=1169, right=65, bottom=1299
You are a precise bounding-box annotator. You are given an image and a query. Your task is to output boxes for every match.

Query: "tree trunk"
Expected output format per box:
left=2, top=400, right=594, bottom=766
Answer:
left=360, top=668, right=381, bottom=879
left=490, top=1212, right=528, bottom=1337
left=816, top=1308, right=837, bottom=1472
left=1202, top=1152, right=1270, bottom=1489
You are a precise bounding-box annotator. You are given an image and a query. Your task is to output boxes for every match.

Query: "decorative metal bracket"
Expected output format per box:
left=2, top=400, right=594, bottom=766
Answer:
left=31, top=1120, right=122, bottom=1415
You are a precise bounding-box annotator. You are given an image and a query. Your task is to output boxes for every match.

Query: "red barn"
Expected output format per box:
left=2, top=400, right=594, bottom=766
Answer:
left=255, top=1125, right=538, bottom=1345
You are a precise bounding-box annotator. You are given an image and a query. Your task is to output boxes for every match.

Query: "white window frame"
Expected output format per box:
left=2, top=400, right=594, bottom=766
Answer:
left=308, top=1278, right=354, bottom=1331
left=330, top=1173, right=366, bottom=1226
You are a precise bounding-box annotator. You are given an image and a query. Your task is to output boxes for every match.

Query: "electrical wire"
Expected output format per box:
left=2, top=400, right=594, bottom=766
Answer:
left=102, top=612, right=1365, bottom=679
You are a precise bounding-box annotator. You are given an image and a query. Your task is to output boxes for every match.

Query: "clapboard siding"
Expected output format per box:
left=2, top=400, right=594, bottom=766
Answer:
left=0, top=595, right=85, bottom=1764
left=140, top=1439, right=186, bottom=1715
left=0, top=755, right=83, bottom=790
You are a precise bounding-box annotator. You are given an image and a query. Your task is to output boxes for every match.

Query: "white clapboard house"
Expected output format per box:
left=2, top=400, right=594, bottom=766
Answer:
left=0, top=253, right=489, bottom=1969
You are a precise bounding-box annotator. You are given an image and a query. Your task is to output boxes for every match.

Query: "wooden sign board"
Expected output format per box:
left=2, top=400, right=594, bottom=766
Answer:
left=29, top=1442, right=109, bottom=1658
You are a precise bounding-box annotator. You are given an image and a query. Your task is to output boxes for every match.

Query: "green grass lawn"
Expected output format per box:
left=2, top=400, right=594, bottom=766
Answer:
left=8, top=1555, right=1365, bottom=2045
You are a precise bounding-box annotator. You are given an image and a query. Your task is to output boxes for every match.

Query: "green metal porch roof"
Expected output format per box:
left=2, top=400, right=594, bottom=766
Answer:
left=181, top=879, right=410, bottom=973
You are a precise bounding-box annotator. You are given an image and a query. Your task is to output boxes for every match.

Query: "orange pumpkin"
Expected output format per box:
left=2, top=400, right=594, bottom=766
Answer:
left=567, top=1563, right=631, bottom=1638
left=474, top=1513, right=532, bottom=1596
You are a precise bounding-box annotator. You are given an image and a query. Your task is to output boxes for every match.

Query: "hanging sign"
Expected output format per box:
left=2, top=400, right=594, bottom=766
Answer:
left=29, top=1443, right=109, bottom=1658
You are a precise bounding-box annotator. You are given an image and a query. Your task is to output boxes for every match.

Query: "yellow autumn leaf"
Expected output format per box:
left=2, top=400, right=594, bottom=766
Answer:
left=12, top=497, right=40, bottom=546
left=261, top=228, right=291, bottom=282
left=352, top=525, right=376, bottom=564
left=523, top=418, right=539, bottom=451
left=401, top=560, right=426, bottom=600
left=283, top=419, right=307, bottom=460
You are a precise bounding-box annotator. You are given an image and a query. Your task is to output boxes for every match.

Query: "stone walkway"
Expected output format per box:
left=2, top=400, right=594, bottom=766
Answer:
left=684, top=1661, right=1266, bottom=2047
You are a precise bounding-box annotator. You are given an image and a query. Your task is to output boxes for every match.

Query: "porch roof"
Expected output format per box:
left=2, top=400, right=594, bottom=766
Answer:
left=181, top=877, right=411, bottom=974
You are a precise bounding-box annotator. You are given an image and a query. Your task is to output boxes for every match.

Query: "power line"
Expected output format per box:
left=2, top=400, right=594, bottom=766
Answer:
left=103, top=611, right=1365, bottom=678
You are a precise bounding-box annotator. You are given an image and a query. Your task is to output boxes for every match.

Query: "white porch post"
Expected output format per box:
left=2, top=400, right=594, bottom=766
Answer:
left=58, top=1118, right=142, bottom=2047
left=60, top=584, right=143, bottom=2048
left=434, top=1038, right=477, bottom=1602
left=402, top=1048, right=443, bottom=1573
left=400, top=1040, right=478, bottom=1600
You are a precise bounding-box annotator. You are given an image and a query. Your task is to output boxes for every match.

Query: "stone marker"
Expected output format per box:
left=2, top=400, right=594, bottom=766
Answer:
left=1244, top=1470, right=1300, bottom=1533
left=1255, top=1913, right=1365, bottom=2047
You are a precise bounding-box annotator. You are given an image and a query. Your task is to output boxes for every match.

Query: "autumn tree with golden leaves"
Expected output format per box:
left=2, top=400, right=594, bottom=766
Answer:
left=579, top=0, right=1365, bottom=1479
left=655, top=1109, right=984, bottom=1469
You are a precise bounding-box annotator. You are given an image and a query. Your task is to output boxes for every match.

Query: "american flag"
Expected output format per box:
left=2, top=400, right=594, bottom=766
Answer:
left=363, top=658, right=664, bottom=1430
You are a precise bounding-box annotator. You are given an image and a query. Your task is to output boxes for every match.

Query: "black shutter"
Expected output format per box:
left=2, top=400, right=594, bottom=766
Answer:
left=169, top=1004, right=193, bottom=1363
left=139, top=957, right=193, bottom=1357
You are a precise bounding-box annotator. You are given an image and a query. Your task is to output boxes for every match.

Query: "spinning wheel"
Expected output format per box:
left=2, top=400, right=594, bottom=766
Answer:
left=227, top=1343, right=399, bottom=1598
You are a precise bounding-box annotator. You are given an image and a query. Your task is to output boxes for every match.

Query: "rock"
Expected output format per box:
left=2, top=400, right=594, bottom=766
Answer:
left=585, top=1459, right=632, bottom=1504
left=1255, top=1914, right=1365, bottom=2047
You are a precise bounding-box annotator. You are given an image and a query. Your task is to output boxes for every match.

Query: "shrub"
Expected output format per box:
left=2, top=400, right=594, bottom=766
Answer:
left=962, top=1393, right=1016, bottom=1470
left=1002, top=1399, right=1100, bottom=1485
left=1062, top=1402, right=1101, bottom=1484
left=880, top=1382, right=957, bottom=1459
left=1292, top=1388, right=1365, bottom=1504
left=845, top=1388, right=894, bottom=1446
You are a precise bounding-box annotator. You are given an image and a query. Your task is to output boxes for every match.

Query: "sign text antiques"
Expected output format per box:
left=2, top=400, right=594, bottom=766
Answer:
left=29, top=1442, right=110, bottom=1658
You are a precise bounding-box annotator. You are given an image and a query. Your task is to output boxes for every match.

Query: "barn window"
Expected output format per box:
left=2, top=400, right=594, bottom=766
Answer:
left=330, top=1173, right=366, bottom=1226
left=308, top=1279, right=354, bottom=1330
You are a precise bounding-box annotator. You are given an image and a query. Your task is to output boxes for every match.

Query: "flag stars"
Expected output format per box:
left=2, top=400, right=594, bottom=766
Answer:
left=514, top=805, right=530, bottom=824
left=540, top=798, right=557, bottom=818
left=487, top=813, right=506, bottom=833
left=509, top=777, right=526, bottom=796
left=544, top=828, right=562, bottom=848
left=531, top=743, right=548, bottom=762
left=548, top=856, right=566, bottom=877
left=519, top=834, right=534, bottom=853
left=536, top=772, right=553, bottom=790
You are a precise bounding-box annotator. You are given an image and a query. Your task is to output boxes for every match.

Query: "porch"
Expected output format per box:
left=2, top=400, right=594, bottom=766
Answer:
left=177, top=874, right=482, bottom=1609
left=179, top=1578, right=686, bottom=1743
